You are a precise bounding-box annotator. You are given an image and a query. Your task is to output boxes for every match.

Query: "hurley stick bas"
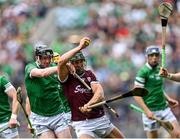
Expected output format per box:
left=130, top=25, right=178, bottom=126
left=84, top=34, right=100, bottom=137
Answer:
left=16, top=87, right=36, bottom=138
left=158, top=1, right=173, bottom=67
left=129, top=104, right=173, bottom=133
left=88, top=87, right=148, bottom=109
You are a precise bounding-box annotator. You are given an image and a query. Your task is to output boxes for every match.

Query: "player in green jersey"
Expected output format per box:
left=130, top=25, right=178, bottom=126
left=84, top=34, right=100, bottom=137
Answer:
left=24, top=44, right=72, bottom=138
left=134, top=45, right=180, bottom=138
left=0, top=75, right=19, bottom=138
left=160, top=67, right=180, bottom=82
left=52, top=52, right=71, bottom=115
left=52, top=52, right=72, bottom=129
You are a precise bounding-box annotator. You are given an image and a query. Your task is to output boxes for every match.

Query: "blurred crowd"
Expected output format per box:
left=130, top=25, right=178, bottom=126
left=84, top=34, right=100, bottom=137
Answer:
left=0, top=0, right=180, bottom=138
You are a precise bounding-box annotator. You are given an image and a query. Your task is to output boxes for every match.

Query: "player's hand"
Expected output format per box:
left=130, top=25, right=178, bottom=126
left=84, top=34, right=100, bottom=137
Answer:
left=8, top=118, right=20, bottom=128
left=79, top=37, right=91, bottom=50
left=79, top=104, right=92, bottom=113
left=159, top=67, right=168, bottom=78
left=27, top=124, right=35, bottom=134
left=167, top=97, right=179, bottom=108
left=144, top=109, right=154, bottom=120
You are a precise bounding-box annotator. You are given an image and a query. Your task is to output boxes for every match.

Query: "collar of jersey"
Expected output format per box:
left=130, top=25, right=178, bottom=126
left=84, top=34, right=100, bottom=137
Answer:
left=35, top=61, right=41, bottom=68
left=145, top=63, right=152, bottom=70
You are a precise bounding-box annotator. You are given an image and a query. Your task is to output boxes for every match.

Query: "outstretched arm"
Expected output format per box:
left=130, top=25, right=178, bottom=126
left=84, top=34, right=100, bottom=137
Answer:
left=58, top=37, right=91, bottom=81
left=160, top=67, right=180, bottom=82
left=30, top=66, right=57, bottom=78
left=167, top=73, right=180, bottom=82
left=7, top=87, right=19, bottom=128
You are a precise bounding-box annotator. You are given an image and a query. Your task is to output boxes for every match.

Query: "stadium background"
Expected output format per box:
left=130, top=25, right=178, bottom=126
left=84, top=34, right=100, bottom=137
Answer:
left=0, top=0, right=180, bottom=138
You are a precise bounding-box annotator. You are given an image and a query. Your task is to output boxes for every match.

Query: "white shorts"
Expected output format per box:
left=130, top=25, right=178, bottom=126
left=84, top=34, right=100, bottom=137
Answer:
left=29, top=112, right=69, bottom=136
left=64, top=111, right=72, bottom=126
left=0, top=122, right=18, bottom=138
left=72, top=115, right=114, bottom=138
left=142, top=107, right=177, bottom=131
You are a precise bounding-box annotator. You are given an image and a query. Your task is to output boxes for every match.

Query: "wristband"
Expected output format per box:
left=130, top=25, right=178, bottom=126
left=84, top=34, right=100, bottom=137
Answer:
left=167, top=73, right=172, bottom=79
left=11, top=113, right=17, bottom=119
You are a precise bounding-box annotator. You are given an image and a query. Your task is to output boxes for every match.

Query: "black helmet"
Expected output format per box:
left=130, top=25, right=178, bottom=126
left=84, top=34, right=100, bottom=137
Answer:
left=35, top=44, right=53, bottom=57
left=70, top=51, right=85, bottom=62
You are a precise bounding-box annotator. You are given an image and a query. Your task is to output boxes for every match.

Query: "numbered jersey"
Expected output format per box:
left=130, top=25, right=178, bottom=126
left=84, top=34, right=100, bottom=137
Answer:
left=134, top=63, right=167, bottom=111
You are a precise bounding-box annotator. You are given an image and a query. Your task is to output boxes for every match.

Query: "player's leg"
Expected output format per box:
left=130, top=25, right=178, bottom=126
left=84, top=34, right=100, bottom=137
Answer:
left=105, top=126, right=124, bottom=138
left=90, top=115, right=124, bottom=138
left=62, top=111, right=76, bottom=137
left=79, top=133, right=95, bottom=139
left=169, top=120, right=180, bottom=138
left=55, top=128, right=72, bottom=138
left=29, top=112, right=55, bottom=138
left=146, top=130, right=158, bottom=138
left=162, top=107, right=180, bottom=138
left=71, top=120, right=96, bottom=139
left=142, top=113, right=160, bottom=138
left=38, top=130, right=56, bottom=138
left=53, top=112, right=72, bottom=138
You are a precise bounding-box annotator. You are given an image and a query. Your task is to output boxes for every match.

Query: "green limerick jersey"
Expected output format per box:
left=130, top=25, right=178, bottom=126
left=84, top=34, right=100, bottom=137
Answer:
left=0, top=76, right=13, bottom=123
left=59, top=85, right=70, bottom=113
left=25, top=62, right=64, bottom=116
left=135, top=63, right=167, bottom=111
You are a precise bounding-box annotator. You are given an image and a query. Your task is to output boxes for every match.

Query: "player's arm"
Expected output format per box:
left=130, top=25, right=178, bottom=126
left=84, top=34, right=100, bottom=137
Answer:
left=134, top=71, right=154, bottom=119
left=160, top=67, right=180, bottom=82
left=6, top=86, right=19, bottom=128
left=164, top=93, right=178, bottom=108
left=88, top=82, right=105, bottom=105
left=30, top=66, right=57, bottom=78
left=133, top=93, right=153, bottom=118
left=167, top=73, right=180, bottom=82
left=58, top=37, right=91, bottom=81
left=79, top=82, right=104, bottom=113
left=25, top=97, right=31, bottom=116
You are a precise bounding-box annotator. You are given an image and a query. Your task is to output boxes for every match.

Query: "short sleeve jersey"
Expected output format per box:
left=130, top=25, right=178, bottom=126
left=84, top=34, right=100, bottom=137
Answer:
left=62, top=70, right=104, bottom=121
left=134, top=63, right=167, bottom=111
left=0, top=76, right=13, bottom=123
left=25, top=62, right=64, bottom=116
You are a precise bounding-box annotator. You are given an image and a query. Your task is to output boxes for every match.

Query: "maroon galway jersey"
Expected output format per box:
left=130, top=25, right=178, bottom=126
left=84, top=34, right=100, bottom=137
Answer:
left=62, top=70, right=104, bottom=121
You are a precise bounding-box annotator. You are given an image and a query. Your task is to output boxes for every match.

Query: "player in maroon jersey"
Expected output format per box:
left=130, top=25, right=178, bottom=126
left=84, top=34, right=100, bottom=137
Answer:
left=58, top=37, right=124, bottom=138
